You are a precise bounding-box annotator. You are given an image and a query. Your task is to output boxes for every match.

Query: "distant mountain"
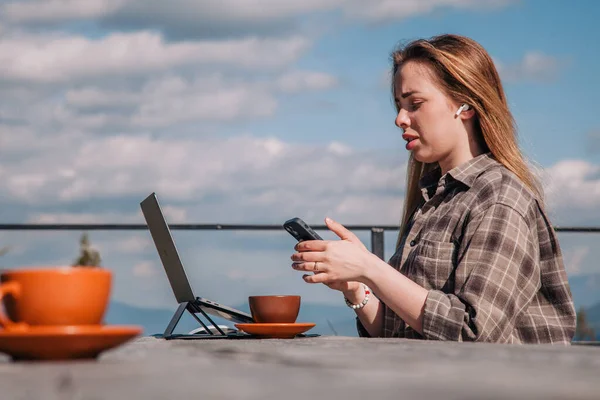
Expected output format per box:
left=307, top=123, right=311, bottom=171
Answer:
left=104, top=300, right=359, bottom=337
left=104, top=301, right=179, bottom=336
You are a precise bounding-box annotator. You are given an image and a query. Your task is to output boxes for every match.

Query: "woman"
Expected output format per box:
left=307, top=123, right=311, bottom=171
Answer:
left=290, top=34, right=576, bottom=343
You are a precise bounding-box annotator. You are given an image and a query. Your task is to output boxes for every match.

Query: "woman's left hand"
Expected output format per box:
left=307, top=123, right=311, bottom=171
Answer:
left=291, top=217, right=374, bottom=285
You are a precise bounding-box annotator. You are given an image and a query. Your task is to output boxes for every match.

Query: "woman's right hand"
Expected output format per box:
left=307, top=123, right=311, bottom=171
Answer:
left=313, top=217, right=367, bottom=301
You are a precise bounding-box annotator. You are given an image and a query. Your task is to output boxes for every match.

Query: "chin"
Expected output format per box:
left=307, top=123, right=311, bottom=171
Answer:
left=413, top=151, right=437, bottom=164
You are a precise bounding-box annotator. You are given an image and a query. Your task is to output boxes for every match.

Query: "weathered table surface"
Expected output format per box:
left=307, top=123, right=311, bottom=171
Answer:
left=1, top=336, right=599, bottom=399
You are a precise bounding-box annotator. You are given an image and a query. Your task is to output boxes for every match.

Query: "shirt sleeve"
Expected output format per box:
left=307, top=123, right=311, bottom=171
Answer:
left=356, top=317, right=371, bottom=337
left=421, top=203, right=540, bottom=342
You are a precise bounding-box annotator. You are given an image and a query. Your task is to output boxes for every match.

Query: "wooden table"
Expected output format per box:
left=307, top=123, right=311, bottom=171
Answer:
left=1, top=336, right=599, bottom=399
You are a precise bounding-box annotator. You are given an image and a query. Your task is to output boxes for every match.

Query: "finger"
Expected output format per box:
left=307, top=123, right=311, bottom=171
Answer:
left=292, top=261, right=327, bottom=272
left=325, top=217, right=361, bottom=243
left=295, top=240, right=328, bottom=252
left=302, top=273, right=330, bottom=284
left=290, top=251, right=324, bottom=263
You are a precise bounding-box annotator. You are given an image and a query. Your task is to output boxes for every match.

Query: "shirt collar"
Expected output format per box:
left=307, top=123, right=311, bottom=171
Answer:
left=447, top=152, right=498, bottom=188
left=418, top=152, right=498, bottom=195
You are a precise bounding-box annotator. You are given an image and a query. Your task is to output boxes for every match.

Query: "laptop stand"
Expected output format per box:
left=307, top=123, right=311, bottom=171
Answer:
left=159, top=298, right=321, bottom=340
left=162, top=299, right=250, bottom=340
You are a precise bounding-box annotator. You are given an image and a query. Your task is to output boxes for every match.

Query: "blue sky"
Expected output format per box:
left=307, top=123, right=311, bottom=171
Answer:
left=265, top=0, right=600, bottom=164
left=1, top=0, right=600, bottom=312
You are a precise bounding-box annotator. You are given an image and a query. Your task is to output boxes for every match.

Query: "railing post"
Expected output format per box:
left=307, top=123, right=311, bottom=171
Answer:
left=370, top=227, right=385, bottom=260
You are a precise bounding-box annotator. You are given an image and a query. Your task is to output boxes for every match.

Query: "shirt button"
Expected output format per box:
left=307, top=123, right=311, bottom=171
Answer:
left=410, top=240, right=417, bottom=247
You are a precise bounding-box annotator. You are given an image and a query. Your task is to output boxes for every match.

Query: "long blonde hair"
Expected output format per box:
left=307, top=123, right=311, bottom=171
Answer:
left=392, top=34, right=542, bottom=247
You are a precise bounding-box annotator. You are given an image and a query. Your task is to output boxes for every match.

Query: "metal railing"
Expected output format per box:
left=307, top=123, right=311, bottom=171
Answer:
left=1, top=223, right=599, bottom=261
left=2, top=222, right=598, bottom=343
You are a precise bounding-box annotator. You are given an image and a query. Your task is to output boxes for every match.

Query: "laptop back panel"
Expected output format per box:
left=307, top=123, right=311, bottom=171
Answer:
left=140, top=193, right=195, bottom=303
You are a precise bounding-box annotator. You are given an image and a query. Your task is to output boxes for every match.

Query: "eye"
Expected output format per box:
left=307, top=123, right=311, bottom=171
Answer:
left=409, top=102, right=422, bottom=111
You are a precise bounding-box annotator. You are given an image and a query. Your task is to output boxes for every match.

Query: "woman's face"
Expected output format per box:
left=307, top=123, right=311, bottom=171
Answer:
left=394, top=61, right=472, bottom=172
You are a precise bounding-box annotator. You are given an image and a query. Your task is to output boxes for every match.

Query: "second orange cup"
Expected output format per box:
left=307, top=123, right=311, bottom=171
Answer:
left=248, top=295, right=301, bottom=323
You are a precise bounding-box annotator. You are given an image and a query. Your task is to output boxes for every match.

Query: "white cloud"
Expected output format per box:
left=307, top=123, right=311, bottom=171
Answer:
left=0, top=31, right=311, bottom=83
left=3, top=0, right=125, bottom=23
left=343, top=0, right=452, bottom=22
left=0, top=0, right=516, bottom=38
left=160, top=206, right=189, bottom=224
left=13, top=127, right=600, bottom=231
left=1, top=0, right=343, bottom=24
left=115, top=236, right=153, bottom=254
left=132, top=260, right=159, bottom=278
left=116, top=0, right=345, bottom=23
left=543, top=160, right=600, bottom=211
left=276, top=70, right=339, bottom=93
left=65, top=87, right=140, bottom=110
left=131, top=75, right=278, bottom=127
left=327, top=141, right=353, bottom=156
left=1, top=126, right=405, bottom=224
left=333, top=194, right=403, bottom=224
left=340, top=0, right=516, bottom=23
left=27, top=212, right=138, bottom=224
left=1, top=68, right=341, bottom=132
left=495, top=51, right=564, bottom=83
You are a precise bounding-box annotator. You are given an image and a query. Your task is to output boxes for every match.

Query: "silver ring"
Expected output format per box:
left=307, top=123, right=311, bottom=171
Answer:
left=314, top=261, right=319, bottom=272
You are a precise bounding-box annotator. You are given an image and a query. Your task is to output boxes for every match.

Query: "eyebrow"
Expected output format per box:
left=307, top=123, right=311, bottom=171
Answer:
left=394, top=91, right=419, bottom=103
left=401, top=91, right=418, bottom=98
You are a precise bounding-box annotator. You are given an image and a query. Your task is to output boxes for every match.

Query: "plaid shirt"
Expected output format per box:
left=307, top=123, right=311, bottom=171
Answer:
left=358, top=153, right=576, bottom=343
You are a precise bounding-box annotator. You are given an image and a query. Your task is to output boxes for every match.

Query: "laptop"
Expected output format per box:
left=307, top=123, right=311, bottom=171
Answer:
left=140, top=192, right=253, bottom=328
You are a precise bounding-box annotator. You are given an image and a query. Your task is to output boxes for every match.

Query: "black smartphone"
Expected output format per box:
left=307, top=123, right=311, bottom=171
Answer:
left=283, top=217, right=323, bottom=242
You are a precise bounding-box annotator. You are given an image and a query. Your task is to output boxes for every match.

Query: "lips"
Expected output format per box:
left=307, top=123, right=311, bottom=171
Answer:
left=402, top=133, right=419, bottom=150
left=402, top=133, right=418, bottom=142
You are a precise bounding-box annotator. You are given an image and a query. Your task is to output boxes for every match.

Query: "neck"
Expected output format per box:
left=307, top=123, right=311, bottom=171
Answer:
left=438, top=131, right=485, bottom=175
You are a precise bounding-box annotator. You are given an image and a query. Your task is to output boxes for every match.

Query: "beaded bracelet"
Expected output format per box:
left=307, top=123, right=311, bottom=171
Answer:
left=344, top=284, right=371, bottom=310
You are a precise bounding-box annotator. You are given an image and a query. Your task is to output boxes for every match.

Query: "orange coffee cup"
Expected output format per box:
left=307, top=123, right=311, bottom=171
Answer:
left=0, top=267, right=112, bottom=331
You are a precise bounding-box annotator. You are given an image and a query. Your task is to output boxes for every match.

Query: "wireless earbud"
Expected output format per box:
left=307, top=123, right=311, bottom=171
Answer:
left=455, top=103, right=470, bottom=117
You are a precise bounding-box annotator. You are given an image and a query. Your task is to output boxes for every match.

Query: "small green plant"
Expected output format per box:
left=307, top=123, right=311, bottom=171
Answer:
left=73, top=232, right=101, bottom=267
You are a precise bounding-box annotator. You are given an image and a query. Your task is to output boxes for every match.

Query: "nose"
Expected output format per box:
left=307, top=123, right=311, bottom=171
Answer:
left=395, top=108, right=410, bottom=130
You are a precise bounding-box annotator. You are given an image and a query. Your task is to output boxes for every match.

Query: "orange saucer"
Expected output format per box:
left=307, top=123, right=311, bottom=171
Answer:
left=235, top=323, right=316, bottom=339
left=0, top=325, right=142, bottom=361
